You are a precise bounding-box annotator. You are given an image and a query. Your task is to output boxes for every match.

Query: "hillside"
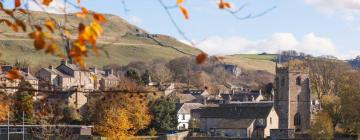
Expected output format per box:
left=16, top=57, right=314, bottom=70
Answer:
left=223, top=54, right=276, bottom=74
left=0, top=11, right=201, bottom=67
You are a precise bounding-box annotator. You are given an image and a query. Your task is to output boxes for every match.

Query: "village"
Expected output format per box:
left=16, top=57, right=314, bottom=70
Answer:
left=0, top=57, right=324, bottom=140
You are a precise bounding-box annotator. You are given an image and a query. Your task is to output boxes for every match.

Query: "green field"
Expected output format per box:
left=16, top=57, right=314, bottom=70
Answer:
left=223, top=54, right=276, bottom=74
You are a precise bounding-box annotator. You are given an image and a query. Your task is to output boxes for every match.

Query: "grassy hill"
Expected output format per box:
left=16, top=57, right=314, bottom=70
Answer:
left=0, top=11, right=278, bottom=74
left=223, top=54, right=276, bottom=74
left=0, top=11, right=201, bottom=67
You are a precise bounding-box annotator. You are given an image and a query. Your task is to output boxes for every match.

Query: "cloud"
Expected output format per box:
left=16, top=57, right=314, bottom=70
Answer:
left=304, top=0, right=360, bottom=11
left=127, top=15, right=143, bottom=26
left=196, top=32, right=342, bottom=58
left=25, top=0, right=75, bottom=14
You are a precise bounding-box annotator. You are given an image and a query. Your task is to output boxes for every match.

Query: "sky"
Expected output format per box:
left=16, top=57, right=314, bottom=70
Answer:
left=4, top=0, right=360, bottom=59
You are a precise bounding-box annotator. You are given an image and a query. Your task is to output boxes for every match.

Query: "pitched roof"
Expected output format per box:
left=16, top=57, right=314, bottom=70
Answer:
left=42, top=68, right=71, bottom=78
left=196, top=102, right=274, bottom=119
left=176, top=93, right=197, bottom=103
left=177, top=103, right=204, bottom=114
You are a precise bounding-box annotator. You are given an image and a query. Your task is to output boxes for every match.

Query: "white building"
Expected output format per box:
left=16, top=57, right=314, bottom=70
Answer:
left=176, top=103, right=204, bottom=130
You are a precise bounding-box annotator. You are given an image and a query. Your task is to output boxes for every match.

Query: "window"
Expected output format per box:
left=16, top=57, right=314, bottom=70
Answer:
left=182, top=114, right=185, bottom=120
left=281, top=77, right=285, bottom=86
left=296, top=76, right=301, bottom=85
left=270, top=117, right=272, bottom=124
left=297, top=95, right=300, bottom=101
left=294, top=113, right=301, bottom=126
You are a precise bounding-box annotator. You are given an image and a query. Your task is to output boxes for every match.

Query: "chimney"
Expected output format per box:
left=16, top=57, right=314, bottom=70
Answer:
left=61, top=59, right=68, bottom=65
left=20, top=66, right=30, bottom=74
left=49, top=65, right=53, bottom=70
left=105, top=69, right=113, bottom=76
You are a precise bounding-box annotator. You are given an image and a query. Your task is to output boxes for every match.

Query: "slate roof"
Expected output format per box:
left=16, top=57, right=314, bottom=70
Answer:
left=221, top=91, right=262, bottom=102
left=42, top=68, right=71, bottom=78
left=176, top=103, right=204, bottom=114
left=196, top=102, right=273, bottom=119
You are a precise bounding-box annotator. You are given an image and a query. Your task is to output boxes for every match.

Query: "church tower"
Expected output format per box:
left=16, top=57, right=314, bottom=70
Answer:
left=274, top=60, right=311, bottom=132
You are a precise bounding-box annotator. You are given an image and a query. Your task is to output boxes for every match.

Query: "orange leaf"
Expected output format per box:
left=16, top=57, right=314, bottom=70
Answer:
left=44, top=20, right=55, bottom=33
left=77, top=0, right=80, bottom=4
left=196, top=53, right=207, bottom=64
left=5, top=69, right=21, bottom=80
left=179, top=6, right=189, bottom=20
left=93, top=13, right=106, bottom=23
left=15, top=0, right=21, bottom=8
left=15, top=19, right=26, bottom=32
left=219, top=0, right=231, bottom=9
left=176, top=0, right=183, bottom=5
left=42, top=0, right=53, bottom=6
left=11, top=24, right=19, bottom=32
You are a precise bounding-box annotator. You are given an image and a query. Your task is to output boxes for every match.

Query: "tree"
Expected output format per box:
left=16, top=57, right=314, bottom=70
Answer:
left=141, top=70, right=151, bottom=85
left=94, top=93, right=151, bottom=137
left=151, top=63, right=172, bottom=85
left=149, top=97, right=178, bottom=131
left=125, top=69, right=142, bottom=84
left=0, top=93, right=10, bottom=122
left=95, top=108, right=132, bottom=140
left=320, top=95, right=341, bottom=131
left=337, top=71, right=360, bottom=135
left=306, top=58, right=351, bottom=98
left=309, top=112, right=334, bottom=140
left=13, top=80, right=34, bottom=122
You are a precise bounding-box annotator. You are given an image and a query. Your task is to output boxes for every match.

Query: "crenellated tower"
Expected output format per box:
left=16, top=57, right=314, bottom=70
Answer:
left=274, top=59, right=311, bottom=132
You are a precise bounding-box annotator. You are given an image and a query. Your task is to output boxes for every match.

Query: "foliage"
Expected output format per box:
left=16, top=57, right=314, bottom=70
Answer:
left=141, top=70, right=151, bottom=85
left=95, top=108, right=132, bottom=140
left=149, top=97, right=178, bottom=131
left=148, top=128, right=157, bottom=136
left=62, top=106, right=82, bottom=124
left=13, top=80, right=34, bottom=122
left=309, top=112, right=334, bottom=140
left=0, top=93, right=10, bottom=122
left=320, top=95, right=341, bottom=130
left=306, top=58, right=351, bottom=98
left=337, top=71, right=360, bottom=135
left=94, top=93, right=151, bottom=138
left=125, top=69, right=142, bottom=84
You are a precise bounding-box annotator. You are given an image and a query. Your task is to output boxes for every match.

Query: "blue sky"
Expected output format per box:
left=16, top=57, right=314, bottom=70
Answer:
left=5, top=0, right=360, bottom=59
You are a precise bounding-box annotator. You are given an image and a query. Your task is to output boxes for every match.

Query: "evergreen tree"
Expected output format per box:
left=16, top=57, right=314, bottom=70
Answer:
left=14, top=80, right=34, bottom=122
left=149, top=97, right=178, bottom=131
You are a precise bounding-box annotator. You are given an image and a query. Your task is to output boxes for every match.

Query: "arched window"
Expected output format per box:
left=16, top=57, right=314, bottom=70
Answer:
left=294, top=113, right=301, bottom=126
left=296, top=76, right=301, bottom=85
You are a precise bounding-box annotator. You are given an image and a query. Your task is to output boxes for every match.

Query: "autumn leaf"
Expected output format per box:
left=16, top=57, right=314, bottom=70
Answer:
left=176, top=0, right=183, bottom=5
left=93, top=13, right=106, bottom=23
left=196, top=53, right=208, bottom=64
left=179, top=6, right=189, bottom=20
left=218, top=0, right=231, bottom=9
left=42, top=0, right=53, bottom=6
left=15, top=19, right=26, bottom=32
left=5, top=69, right=21, bottom=80
left=75, top=7, right=88, bottom=18
left=15, top=0, right=21, bottom=8
left=44, top=20, right=55, bottom=33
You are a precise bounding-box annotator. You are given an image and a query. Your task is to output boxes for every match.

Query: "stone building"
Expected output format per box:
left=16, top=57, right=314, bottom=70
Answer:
left=0, top=66, right=38, bottom=95
left=192, top=102, right=278, bottom=138
left=274, top=60, right=311, bottom=132
left=176, top=103, right=204, bottom=130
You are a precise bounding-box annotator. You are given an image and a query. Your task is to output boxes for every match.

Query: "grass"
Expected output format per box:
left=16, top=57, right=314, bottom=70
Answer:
left=223, top=54, right=276, bottom=74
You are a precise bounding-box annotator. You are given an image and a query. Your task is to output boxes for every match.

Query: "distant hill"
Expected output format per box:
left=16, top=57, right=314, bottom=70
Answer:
left=223, top=54, right=277, bottom=74
left=0, top=11, right=201, bottom=67
left=348, top=56, right=360, bottom=69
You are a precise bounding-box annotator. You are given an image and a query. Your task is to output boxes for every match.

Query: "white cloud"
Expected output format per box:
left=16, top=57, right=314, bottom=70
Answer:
left=304, top=0, right=360, bottom=23
left=196, top=32, right=342, bottom=58
left=26, top=0, right=75, bottom=14
left=304, top=0, right=360, bottom=11
left=128, top=15, right=143, bottom=26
